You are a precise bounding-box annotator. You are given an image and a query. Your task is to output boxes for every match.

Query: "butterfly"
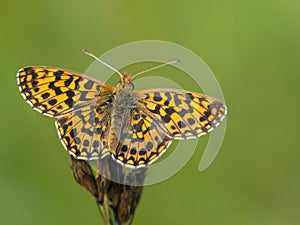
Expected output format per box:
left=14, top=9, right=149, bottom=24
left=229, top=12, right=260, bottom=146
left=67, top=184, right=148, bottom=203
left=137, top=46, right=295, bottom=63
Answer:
left=17, top=50, right=227, bottom=168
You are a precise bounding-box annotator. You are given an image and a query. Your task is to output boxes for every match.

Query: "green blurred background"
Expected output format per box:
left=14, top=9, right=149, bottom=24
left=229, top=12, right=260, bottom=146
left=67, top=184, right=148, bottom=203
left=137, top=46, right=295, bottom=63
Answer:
left=1, top=0, right=300, bottom=224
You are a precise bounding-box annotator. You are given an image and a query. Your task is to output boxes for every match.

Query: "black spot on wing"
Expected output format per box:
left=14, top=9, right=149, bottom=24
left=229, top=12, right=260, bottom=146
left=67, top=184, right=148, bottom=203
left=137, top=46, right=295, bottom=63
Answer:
left=84, top=80, right=94, bottom=89
left=83, top=139, right=90, bottom=147
left=48, top=82, right=63, bottom=95
left=64, top=98, right=73, bottom=108
left=153, top=93, right=162, bottom=102
left=177, top=121, right=186, bottom=128
left=187, top=118, right=195, bottom=125
left=48, top=99, right=57, bottom=106
left=130, top=148, right=137, bottom=154
left=64, top=76, right=74, bottom=87
left=41, top=92, right=50, bottom=99
left=92, top=140, right=99, bottom=148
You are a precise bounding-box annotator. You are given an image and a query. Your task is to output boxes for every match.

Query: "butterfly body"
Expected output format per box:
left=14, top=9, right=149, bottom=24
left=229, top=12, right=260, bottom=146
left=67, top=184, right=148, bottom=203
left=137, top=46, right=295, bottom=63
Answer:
left=111, top=74, right=136, bottom=132
left=110, top=75, right=137, bottom=155
left=17, top=65, right=227, bottom=168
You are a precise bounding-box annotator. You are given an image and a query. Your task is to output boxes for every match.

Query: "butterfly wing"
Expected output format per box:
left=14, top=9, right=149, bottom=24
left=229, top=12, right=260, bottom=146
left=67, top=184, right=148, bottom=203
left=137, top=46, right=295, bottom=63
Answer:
left=55, top=102, right=112, bottom=159
left=17, top=66, right=114, bottom=159
left=109, top=105, right=172, bottom=167
left=109, top=89, right=227, bottom=167
left=17, top=66, right=114, bottom=116
left=135, top=89, right=227, bottom=139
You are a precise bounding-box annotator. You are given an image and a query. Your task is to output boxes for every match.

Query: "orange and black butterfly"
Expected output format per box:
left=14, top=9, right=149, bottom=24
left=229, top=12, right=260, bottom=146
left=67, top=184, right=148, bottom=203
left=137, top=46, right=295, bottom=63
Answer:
left=17, top=50, right=227, bottom=167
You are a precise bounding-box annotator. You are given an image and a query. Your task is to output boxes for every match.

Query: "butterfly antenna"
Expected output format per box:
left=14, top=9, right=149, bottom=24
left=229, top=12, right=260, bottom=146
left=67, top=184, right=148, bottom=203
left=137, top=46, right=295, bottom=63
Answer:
left=132, top=59, right=180, bottom=79
left=83, top=49, right=123, bottom=78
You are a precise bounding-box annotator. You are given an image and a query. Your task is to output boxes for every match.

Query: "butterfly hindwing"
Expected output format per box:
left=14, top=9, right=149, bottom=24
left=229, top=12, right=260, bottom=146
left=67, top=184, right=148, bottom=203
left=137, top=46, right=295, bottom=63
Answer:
left=55, top=103, right=112, bottom=159
left=110, top=106, right=172, bottom=167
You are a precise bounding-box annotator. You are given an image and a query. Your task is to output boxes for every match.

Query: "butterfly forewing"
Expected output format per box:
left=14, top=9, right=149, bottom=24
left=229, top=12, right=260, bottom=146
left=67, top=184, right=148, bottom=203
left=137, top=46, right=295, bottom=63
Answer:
left=17, top=66, right=113, bottom=116
left=135, top=89, right=227, bottom=139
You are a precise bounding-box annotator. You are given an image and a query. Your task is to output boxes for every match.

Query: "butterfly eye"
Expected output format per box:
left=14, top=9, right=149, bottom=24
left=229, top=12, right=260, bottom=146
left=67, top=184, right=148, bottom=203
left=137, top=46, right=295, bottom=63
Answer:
left=131, top=83, right=135, bottom=89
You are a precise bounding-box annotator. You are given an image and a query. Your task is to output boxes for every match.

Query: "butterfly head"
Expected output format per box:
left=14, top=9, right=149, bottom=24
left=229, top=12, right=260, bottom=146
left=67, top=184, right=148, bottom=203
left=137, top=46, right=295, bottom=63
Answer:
left=116, top=73, right=134, bottom=91
left=122, top=73, right=133, bottom=83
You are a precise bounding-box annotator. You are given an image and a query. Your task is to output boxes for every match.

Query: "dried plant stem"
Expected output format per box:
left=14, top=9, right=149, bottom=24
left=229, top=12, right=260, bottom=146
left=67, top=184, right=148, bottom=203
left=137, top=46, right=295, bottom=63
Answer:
left=70, top=156, right=146, bottom=225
